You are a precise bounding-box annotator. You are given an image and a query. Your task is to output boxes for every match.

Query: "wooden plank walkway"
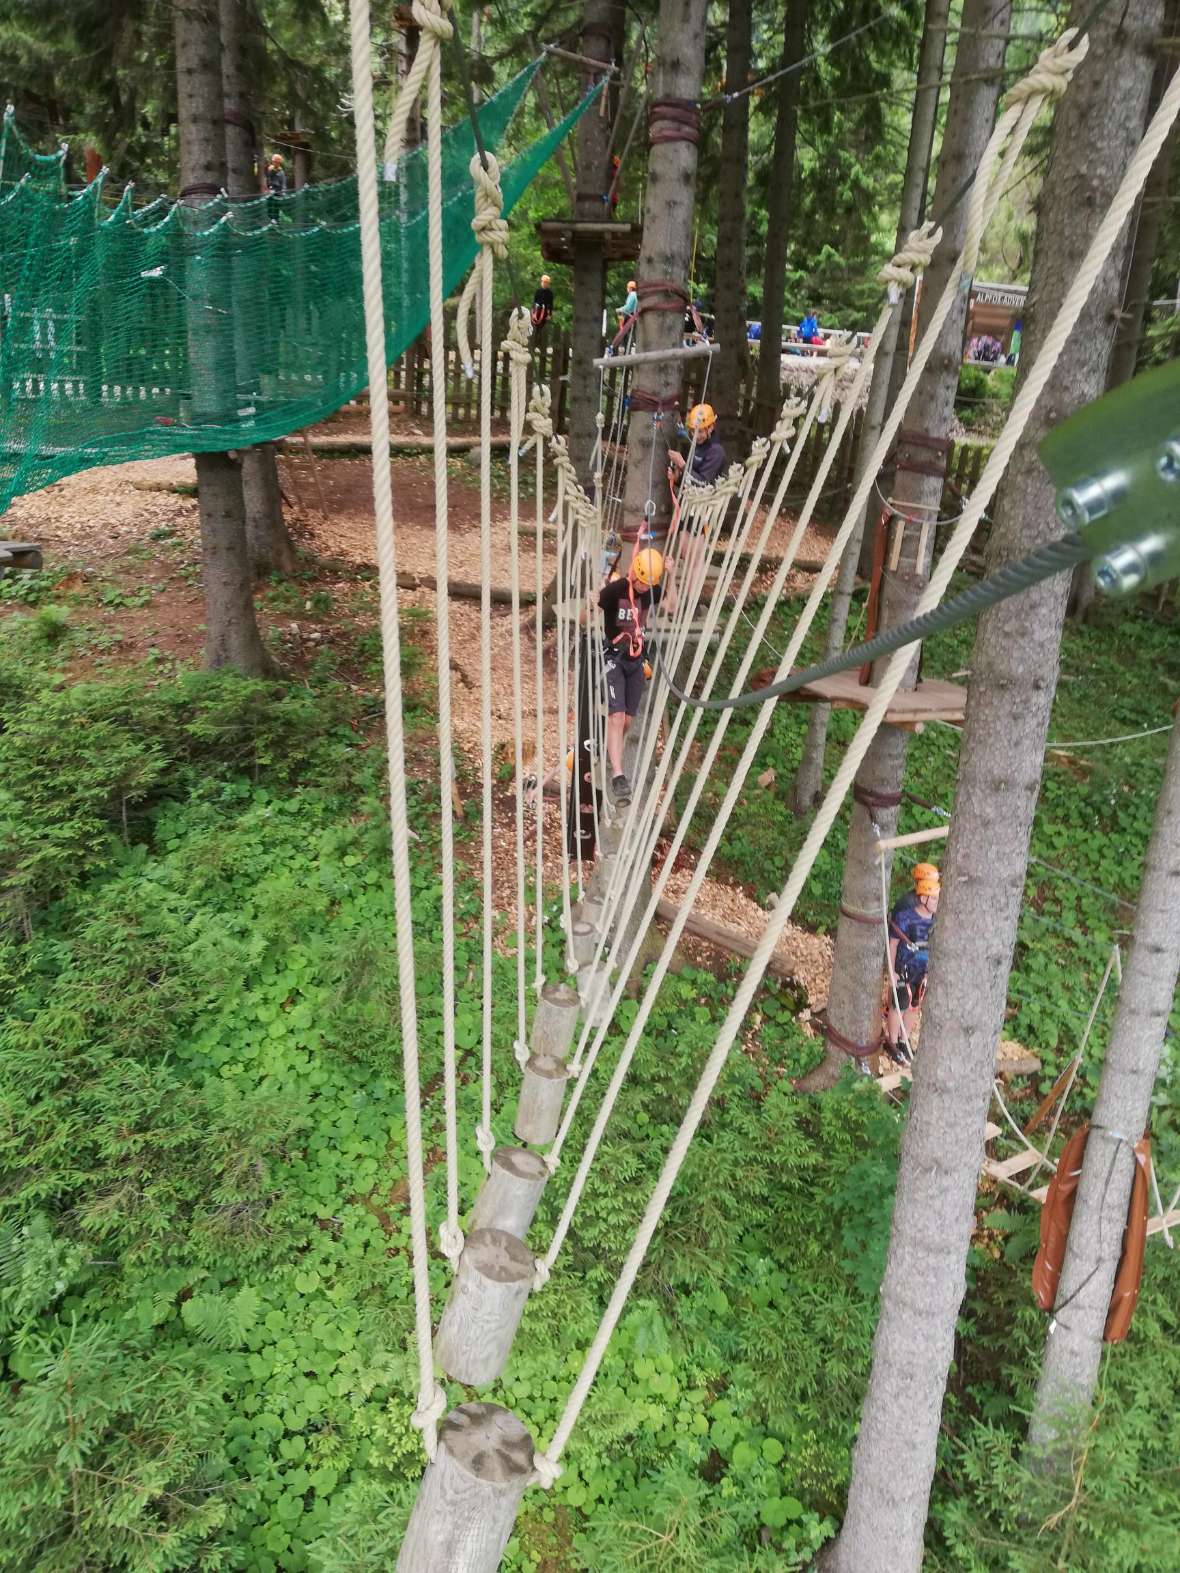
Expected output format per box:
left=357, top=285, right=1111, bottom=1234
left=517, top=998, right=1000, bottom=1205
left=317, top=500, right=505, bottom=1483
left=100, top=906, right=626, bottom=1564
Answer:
left=782, top=668, right=966, bottom=729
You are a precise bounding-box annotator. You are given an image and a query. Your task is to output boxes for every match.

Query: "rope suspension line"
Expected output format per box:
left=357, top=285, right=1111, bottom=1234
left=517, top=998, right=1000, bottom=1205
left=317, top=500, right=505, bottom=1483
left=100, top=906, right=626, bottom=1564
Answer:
left=417, top=0, right=464, bottom=1267
left=346, top=0, right=444, bottom=1459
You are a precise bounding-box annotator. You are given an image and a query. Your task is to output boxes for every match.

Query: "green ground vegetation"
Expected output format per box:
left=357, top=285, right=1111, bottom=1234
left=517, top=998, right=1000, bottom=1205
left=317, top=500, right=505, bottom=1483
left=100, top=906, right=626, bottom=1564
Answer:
left=1, top=560, right=1178, bottom=1570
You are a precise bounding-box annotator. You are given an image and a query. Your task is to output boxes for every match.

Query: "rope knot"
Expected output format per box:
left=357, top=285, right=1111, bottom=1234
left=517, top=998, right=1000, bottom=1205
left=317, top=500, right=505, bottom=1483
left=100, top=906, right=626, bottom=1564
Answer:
left=531, top=1451, right=562, bottom=1489
left=501, top=307, right=533, bottom=366
left=877, top=220, right=942, bottom=296
left=410, top=1382, right=448, bottom=1457
left=1006, top=28, right=1089, bottom=107
left=532, top=1256, right=551, bottom=1291
left=410, top=0, right=454, bottom=42
left=745, top=437, right=771, bottom=471
left=439, top=1220, right=465, bottom=1263
left=815, top=337, right=859, bottom=424
left=513, top=1038, right=530, bottom=1070
left=470, top=152, right=508, bottom=257
left=772, top=395, right=806, bottom=446
left=475, top=1123, right=496, bottom=1170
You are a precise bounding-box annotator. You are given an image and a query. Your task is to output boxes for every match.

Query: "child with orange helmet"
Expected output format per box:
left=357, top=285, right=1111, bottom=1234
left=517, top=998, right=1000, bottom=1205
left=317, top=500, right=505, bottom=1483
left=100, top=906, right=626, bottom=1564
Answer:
left=885, top=862, right=940, bottom=1066
left=596, top=548, right=672, bottom=804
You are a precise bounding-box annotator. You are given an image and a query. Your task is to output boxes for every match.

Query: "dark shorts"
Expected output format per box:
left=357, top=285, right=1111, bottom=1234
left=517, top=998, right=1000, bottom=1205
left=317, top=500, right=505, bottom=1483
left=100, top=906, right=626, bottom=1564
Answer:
left=892, top=975, right=927, bottom=1013
left=604, top=649, right=645, bottom=716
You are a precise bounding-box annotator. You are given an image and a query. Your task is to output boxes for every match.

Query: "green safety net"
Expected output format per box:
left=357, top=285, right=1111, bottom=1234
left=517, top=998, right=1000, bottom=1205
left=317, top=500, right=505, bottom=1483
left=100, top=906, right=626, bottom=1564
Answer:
left=0, top=63, right=594, bottom=513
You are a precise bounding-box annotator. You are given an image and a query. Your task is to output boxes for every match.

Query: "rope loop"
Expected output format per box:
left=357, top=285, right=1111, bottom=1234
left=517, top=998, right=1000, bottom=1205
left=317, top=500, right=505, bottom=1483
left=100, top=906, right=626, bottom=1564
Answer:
left=469, top=150, right=508, bottom=256
left=410, top=1382, right=449, bottom=1459
left=513, top=1039, right=530, bottom=1070
left=438, top=1220, right=465, bottom=1263
left=475, top=1122, right=496, bottom=1171
left=501, top=305, right=532, bottom=366
left=531, top=1451, right=563, bottom=1489
left=772, top=395, right=807, bottom=447
left=745, top=437, right=771, bottom=471
left=532, top=1256, right=552, bottom=1291
left=877, top=220, right=942, bottom=297
left=815, top=336, right=860, bottom=425
left=1006, top=27, right=1089, bottom=107
left=410, top=0, right=454, bottom=42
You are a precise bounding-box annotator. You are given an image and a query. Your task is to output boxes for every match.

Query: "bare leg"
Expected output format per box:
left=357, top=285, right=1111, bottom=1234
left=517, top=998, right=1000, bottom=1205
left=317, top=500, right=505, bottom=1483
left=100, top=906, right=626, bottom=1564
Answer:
left=607, top=711, right=627, bottom=778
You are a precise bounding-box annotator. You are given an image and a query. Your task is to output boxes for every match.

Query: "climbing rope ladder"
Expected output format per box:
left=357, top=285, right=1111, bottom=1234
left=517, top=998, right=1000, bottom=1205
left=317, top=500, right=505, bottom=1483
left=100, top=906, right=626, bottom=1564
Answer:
left=340, top=7, right=1180, bottom=1561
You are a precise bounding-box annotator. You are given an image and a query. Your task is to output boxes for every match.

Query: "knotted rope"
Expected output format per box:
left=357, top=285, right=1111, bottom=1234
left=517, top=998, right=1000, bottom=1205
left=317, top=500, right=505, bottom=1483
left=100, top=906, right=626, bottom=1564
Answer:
left=876, top=219, right=943, bottom=302
left=815, top=335, right=861, bottom=425
left=382, top=0, right=454, bottom=177
left=456, top=151, right=508, bottom=376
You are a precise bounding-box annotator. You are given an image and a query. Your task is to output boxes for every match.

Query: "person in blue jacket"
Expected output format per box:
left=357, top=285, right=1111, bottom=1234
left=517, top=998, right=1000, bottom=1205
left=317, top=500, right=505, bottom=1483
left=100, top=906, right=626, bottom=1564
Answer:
left=884, top=862, right=940, bottom=1065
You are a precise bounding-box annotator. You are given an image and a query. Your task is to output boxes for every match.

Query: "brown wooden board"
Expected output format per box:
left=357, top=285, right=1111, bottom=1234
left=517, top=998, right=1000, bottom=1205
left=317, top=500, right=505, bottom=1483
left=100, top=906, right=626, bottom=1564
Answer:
left=536, top=219, right=643, bottom=263
left=780, top=667, right=966, bottom=728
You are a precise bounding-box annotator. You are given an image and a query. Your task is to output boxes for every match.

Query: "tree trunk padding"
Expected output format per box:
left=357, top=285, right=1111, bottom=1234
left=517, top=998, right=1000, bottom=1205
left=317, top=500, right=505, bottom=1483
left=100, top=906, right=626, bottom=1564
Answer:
left=1033, top=1124, right=1150, bottom=1344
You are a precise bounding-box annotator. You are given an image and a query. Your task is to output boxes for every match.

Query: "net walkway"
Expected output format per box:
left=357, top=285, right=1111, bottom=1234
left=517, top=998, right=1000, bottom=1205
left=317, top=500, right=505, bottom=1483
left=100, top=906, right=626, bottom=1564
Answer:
left=0, top=63, right=591, bottom=513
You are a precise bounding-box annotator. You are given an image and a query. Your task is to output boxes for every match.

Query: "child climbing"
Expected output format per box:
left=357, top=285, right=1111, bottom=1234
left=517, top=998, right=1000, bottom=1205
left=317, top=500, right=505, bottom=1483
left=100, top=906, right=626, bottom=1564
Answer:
left=596, top=548, right=672, bottom=806
left=616, top=279, right=638, bottom=335
left=885, top=862, right=940, bottom=1066
left=667, top=404, right=726, bottom=604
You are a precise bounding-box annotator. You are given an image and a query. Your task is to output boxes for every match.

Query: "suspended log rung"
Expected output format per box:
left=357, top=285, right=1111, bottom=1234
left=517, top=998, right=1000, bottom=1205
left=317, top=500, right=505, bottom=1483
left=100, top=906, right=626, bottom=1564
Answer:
left=982, top=1148, right=1042, bottom=1181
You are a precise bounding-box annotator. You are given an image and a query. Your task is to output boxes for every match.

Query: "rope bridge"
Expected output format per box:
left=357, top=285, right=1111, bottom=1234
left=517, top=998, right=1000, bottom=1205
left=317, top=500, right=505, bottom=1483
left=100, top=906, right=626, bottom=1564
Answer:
left=10, top=0, right=1174, bottom=1554
left=0, top=63, right=598, bottom=513
left=103, top=2, right=1170, bottom=1561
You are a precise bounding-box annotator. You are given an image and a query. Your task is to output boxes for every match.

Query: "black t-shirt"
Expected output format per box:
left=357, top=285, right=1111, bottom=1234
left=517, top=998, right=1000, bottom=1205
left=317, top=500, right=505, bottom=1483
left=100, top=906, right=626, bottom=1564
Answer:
left=533, top=287, right=554, bottom=318
left=599, top=576, right=662, bottom=646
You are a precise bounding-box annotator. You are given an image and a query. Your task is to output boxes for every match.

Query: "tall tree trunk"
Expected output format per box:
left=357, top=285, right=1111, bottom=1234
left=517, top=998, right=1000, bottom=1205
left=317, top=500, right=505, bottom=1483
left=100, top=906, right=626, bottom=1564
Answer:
left=1107, top=0, right=1178, bottom=387
left=713, top=0, right=752, bottom=452
left=220, top=0, right=297, bottom=577
left=822, top=3, right=1163, bottom=1566
left=750, top=0, right=807, bottom=438
left=799, top=0, right=1011, bottom=1091
left=617, top=0, right=711, bottom=558
left=568, top=0, right=626, bottom=487
left=790, top=0, right=950, bottom=814
left=1029, top=718, right=1180, bottom=1456
left=174, top=0, right=275, bottom=675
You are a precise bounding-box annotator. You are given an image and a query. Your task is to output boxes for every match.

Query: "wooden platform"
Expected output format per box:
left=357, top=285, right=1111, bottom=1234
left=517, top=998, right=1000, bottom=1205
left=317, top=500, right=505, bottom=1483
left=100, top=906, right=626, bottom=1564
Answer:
left=780, top=668, right=966, bottom=730
left=0, top=541, right=43, bottom=570
left=536, top=219, right=643, bottom=264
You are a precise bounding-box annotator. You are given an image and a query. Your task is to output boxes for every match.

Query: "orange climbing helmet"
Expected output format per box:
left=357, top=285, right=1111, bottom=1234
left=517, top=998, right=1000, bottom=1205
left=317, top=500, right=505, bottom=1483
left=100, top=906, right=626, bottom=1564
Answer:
left=913, top=862, right=940, bottom=897
left=630, top=548, right=664, bottom=589
left=686, top=403, right=716, bottom=435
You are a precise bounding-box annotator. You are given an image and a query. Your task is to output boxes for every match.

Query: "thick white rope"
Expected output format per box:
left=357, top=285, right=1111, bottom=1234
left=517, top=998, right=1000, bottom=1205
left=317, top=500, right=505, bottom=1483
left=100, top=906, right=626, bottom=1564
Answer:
left=525, top=387, right=553, bottom=990
left=473, top=151, right=503, bottom=1171
left=381, top=0, right=453, bottom=178
left=419, top=5, right=463, bottom=1268
left=346, top=0, right=443, bottom=1457
left=504, top=310, right=532, bottom=1066
left=553, top=462, right=575, bottom=968
left=534, top=31, right=1178, bottom=1476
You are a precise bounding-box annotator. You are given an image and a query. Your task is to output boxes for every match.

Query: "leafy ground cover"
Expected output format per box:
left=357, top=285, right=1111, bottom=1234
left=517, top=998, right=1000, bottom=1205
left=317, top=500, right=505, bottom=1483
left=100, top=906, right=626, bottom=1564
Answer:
left=1, top=564, right=1178, bottom=1571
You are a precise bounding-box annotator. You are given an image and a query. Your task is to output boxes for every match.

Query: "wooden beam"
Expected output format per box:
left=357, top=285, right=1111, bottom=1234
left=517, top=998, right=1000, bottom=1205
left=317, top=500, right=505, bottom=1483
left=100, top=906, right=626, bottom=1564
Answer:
left=593, top=342, right=719, bottom=370
left=654, top=897, right=808, bottom=985
left=875, top=825, right=951, bottom=854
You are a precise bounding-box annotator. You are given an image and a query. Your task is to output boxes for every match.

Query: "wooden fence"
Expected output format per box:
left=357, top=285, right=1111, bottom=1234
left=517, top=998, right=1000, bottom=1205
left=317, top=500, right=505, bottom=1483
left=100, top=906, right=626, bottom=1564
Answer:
left=375, top=325, right=989, bottom=517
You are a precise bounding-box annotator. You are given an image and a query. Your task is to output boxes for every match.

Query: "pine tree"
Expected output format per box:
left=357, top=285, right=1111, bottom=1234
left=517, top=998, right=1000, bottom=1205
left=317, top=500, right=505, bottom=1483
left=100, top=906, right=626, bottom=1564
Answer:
left=174, top=0, right=276, bottom=673
left=713, top=0, right=753, bottom=451
left=220, top=0, right=298, bottom=577
left=821, top=1, right=1165, bottom=1564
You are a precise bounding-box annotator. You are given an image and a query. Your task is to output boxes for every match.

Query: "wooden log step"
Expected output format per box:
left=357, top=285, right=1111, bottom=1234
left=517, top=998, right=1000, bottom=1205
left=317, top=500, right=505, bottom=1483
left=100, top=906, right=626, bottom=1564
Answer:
left=982, top=1148, right=1042, bottom=1182
left=1147, top=1210, right=1180, bottom=1239
left=984, top=1122, right=1002, bottom=1142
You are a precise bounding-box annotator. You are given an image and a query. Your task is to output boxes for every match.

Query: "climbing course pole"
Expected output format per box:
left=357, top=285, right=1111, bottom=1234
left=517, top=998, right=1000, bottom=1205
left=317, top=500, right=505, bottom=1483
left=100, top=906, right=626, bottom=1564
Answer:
left=346, top=0, right=444, bottom=1457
